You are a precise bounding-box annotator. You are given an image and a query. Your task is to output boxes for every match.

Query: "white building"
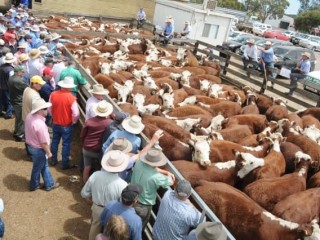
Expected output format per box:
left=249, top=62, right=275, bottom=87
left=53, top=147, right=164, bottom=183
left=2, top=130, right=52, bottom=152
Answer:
left=153, top=0, right=234, bottom=46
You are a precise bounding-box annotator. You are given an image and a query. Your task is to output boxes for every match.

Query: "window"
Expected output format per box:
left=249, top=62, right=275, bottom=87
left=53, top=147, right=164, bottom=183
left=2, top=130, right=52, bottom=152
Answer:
left=35, top=0, right=42, bottom=3
left=202, top=23, right=219, bottom=39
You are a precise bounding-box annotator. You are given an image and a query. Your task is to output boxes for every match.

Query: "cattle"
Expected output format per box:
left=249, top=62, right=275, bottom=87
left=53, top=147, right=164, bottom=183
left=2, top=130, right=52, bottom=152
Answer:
left=244, top=151, right=312, bottom=212
left=198, top=101, right=242, bottom=118
left=196, top=181, right=318, bottom=240
left=222, top=114, right=268, bottom=134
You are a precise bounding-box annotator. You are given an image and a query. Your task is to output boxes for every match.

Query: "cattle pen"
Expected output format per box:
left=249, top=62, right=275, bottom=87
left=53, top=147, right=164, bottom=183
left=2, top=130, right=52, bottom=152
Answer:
left=38, top=12, right=320, bottom=240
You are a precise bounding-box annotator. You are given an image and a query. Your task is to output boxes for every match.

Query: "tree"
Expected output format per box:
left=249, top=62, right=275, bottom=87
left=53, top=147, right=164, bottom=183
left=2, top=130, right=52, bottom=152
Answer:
left=244, top=0, right=289, bottom=23
left=298, top=0, right=320, bottom=13
left=295, top=9, right=320, bottom=32
left=217, top=0, right=246, bottom=10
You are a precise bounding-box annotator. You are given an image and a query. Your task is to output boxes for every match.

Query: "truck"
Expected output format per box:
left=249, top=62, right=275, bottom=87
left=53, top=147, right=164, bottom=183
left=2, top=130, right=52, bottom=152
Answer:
left=235, top=15, right=260, bottom=33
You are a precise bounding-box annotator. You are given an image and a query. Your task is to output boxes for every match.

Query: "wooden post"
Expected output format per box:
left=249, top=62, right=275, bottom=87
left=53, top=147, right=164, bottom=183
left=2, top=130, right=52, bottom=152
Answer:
left=193, top=41, right=199, bottom=55
left=223, top=54, right=230, bottom=75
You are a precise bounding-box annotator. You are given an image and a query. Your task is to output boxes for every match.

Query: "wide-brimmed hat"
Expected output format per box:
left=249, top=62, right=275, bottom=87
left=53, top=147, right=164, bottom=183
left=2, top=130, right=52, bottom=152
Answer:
left=56, top=42, right=64, bottom=49
left=38, top=45, right=49, bottom=54
left=264, top=41, right=272, bottom=45
left=122, top=115, right=145, bottom=134
left=7, top=23, right=15, bottom=29
left=185, top=21, right=190, bottom=24
left=17, top=43, right=27, bottom=49
left=90, top=83, right=109, bottom=95
left=18, top=53, right=29, bottom=63
left=196, top=222, right=227, bottom=240
left=101, top=150, right=129, bottom=172
left=30, top=25, right=40, bottom=32
left=31, top=98, right=52, bottom=114
left=93, top=100, right=113, bottom=117
left=302, top=52, right=311, bottom=58
left=3, top=52, right=16, bottom=63
left=165, top=18, right=172, bottom=23
left=31, top=75, right=46, bottom=85
left=141, top=148, right=167, bottom=167
left=58, top=76, right=76, bottom=88
left=0, top=39, right=4, bottom=45
left=50, top=32, right=61, bottom=41
left=247, top=39, right=255, bottom=44
left=109, top=137, right=133, bottom=153
left=29, top=48, right=41, bottom=59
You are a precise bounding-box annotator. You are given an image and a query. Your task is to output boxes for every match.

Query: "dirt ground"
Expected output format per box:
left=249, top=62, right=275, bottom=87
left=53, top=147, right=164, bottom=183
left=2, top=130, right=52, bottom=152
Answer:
left=0, top=116, right=91, bottom=240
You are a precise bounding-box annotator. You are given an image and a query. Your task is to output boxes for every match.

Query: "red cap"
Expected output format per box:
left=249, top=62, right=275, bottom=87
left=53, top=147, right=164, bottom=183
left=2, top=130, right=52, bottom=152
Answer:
left=43, top=67, right=55, bottom=76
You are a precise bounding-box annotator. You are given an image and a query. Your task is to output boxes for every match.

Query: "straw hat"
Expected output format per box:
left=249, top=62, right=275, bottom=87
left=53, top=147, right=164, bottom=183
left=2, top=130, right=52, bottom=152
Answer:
left=30, top=25, right=40, bottom=32
left=0, top=39, right=4, bottom=45
left=141, top=148, right=167, bottom=167
left=165, top=18, right=172, bottom=23
left=29, top=48, right=41, bottom=59
left=18, top=53, right=29, bottom=63
left=302, top=52, right=311, bottom=58
left=90, top=84, right=109, bottom=95
left=93, top=100, right=113, bottom=117
left=38, top=45, right=49, bottom=54
left=185, top=21, right=190, bottom=25
left=264, top=41, right=272, bottom=45
left=247, top=39, right=255, bottom=44
left=17, top=43, right=27, bottom=49
left=195, top=222, right=227, bottom=240
left=31, top=98, right=52, bottom=114
left=101, top=150, right=129, bottom=172
left=50, top=32, right=61, bottom=41
left=3, top=52, right=16, bottom=64
left=58, top=76, right=76, bottom=88
left=56, top=42, right=64, bottom=49
left=109, top=138, right=133, bottom=153
left=122, top=115, right=145, bottom=134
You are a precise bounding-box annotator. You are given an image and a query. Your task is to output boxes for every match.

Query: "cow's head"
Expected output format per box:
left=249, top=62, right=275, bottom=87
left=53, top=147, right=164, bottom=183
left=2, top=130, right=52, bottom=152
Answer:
left=189, top=137, right=211, bottom=167
left=234, top=150, right=265, bottom=179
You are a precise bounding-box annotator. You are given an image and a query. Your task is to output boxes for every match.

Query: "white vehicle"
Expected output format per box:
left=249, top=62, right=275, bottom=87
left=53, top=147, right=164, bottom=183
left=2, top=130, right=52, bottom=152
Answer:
left=299, top=35, right=320, bottom=51
left=283, top=30, right=295, bottom=39
left=253, top=23, right=272, bottom=36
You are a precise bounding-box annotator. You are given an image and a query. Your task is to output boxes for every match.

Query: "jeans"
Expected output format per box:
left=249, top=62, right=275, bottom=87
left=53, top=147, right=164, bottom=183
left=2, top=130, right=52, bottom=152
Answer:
left=51, top=124, right=73, bottom=168
left=241, top=56, right=257, bottom=70
left=0, top=89, right=13, bottom=117
left=163, top=35, right=173, bottom=45
left=0, top=218, right=4, bottom=238
left=258, top=61, right=276, bottom=78
left=13, top=105, right=24, bottom=138
left=27, top=145, right=55, bottom=191
left=290, top=72, right=305, bottom=87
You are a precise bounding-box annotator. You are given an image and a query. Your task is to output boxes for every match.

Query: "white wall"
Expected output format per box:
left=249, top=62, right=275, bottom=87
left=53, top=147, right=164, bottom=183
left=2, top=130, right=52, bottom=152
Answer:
left=153, top=0, right=233, bottom=46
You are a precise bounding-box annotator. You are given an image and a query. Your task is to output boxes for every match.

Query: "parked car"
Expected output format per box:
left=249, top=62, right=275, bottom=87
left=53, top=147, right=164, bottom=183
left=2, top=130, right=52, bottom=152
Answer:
left=228, top=28, right=243, bottom=41
left=273, top=46, right=316, bottom=74
left=290, top=33, right=310, bottom=45
left=221, top=33, right=254, bottom=54
left=253, top=23, right=272, bottom=36
left=299, top=35, right=320, bottom=51
left=255, top=38, right=293, bottom=48
left=283, top=30, right=296, bottom=39
left=263, top=30, right=289, bottom=41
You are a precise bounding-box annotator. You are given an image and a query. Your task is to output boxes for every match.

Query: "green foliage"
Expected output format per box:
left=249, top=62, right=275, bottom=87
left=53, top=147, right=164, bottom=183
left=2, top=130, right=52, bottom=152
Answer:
left=217, top=0, right=246, bottom=10
left=295, top=9, right=320, bottom=32
left=244, top=0, right=290, bottom=23
left=298, top=0, right=320, bottom=13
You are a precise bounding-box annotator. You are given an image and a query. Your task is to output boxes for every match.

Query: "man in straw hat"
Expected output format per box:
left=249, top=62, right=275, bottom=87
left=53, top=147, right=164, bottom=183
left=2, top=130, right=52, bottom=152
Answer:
left=59, top=60, right=88, bottom=96
left=131, top=148, right=174, bottom=230
left=25, top=98, right=59, bottom=191
left=49, top=76, right=80, bottom=169
left=153, top=179, right=202, bottom=240
left=188, top=222, right=227, bottom=240
left=0, top=52, right=16, bottom=119
left=80, top=100, right=114, bottom=183
left=160, top=17, right=174, bottom=45
left=81, top=150, right=129, bottom=240
left=27, top=48, right=44, bottom=80
left=100, top=184, right=143, bottom=240
left=102, top=115, right=144, bottom=154
left=48, top=32, right=61, bottom=55
left=17, top=53, right=29, bottom=84
left=8, top=65, right=28, bottom=141
left=136, top=7, right=146, bottom=29
left=180, top=20, right=192, bottom=39
left=285, top=51, right=311, bottom=96
left=241, top=38, right=258, bottom=70
left=13, top=42, right=27, bottom=60
left=257, top=41, right=276, bottom=79
left=3, top=23, right=16, bottom=45
left=86, top=83, right=109, bottom=121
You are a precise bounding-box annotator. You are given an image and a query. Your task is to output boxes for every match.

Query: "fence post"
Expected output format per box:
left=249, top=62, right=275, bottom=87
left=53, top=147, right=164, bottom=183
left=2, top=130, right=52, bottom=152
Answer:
left=193, top=41, right=199, bottom=55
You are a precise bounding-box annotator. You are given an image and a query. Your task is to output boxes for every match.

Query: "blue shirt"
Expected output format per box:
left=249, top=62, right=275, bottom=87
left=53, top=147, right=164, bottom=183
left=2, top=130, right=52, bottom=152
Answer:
left=260, top=47, right=274, bottom=63
left=153, top=190, right=202, bottom=240
left=100, top=200, right=142, bottom=240
left=102, top=130, right=141, bottom=154
left=164, top=24, right=174, bottom=36
left=299, top=59, right=311, bottom=74
left=39, top=81, right=54, bottom=102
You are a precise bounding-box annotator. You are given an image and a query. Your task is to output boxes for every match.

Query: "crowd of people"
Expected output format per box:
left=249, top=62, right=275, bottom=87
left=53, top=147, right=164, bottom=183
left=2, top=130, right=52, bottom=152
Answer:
left=0, top=4, right=228, bottom=240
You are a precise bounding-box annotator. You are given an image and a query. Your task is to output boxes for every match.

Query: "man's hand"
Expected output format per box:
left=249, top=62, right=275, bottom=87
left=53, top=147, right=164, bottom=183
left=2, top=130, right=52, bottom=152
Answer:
left=151, top=129, right=164, bottom=142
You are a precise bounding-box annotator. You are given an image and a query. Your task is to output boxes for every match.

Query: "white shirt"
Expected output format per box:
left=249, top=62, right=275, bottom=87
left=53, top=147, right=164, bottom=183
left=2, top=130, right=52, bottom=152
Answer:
left=85, top=96, right=100, bottom=121
left=243, top=44, right=258, bottom=62
left=182, top=25, right=192, bottom=38
left=52, top=62, right=66, bottom=84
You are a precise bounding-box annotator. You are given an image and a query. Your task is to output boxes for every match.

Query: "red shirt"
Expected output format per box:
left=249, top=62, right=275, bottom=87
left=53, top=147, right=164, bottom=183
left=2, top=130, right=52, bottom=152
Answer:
left=50, top=89, right=76, bottom=126
left=80, top=116, right=112, bottom=152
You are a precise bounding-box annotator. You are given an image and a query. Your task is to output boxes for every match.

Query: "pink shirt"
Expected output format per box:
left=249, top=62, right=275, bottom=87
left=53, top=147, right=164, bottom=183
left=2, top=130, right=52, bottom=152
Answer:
left=25, top=113, right=50, bottom=148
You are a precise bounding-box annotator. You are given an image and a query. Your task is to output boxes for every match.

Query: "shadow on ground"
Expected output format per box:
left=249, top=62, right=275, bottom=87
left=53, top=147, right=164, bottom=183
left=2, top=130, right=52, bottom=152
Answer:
left=0, top=129, right=14, bottom=141
left=3, top=173, right=29, bottom=192
left=2, top=146, right=28, bottom=161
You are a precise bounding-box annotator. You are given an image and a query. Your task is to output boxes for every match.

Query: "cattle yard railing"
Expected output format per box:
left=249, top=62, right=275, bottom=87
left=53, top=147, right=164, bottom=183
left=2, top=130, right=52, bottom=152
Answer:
left=63, top=47, right=236, bottom=240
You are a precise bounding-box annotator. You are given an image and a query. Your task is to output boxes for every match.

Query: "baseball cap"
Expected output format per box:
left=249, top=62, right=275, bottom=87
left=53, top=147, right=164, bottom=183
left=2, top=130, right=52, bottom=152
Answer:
left=14, top=65, right=25, bottom=72
left=30, top=75, right=46, bottom=85
left=176, top=179, right=192, bottom=198
left=121, top=184, right=143, bottom=204
left=43, top=67, right=55, bottom=76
